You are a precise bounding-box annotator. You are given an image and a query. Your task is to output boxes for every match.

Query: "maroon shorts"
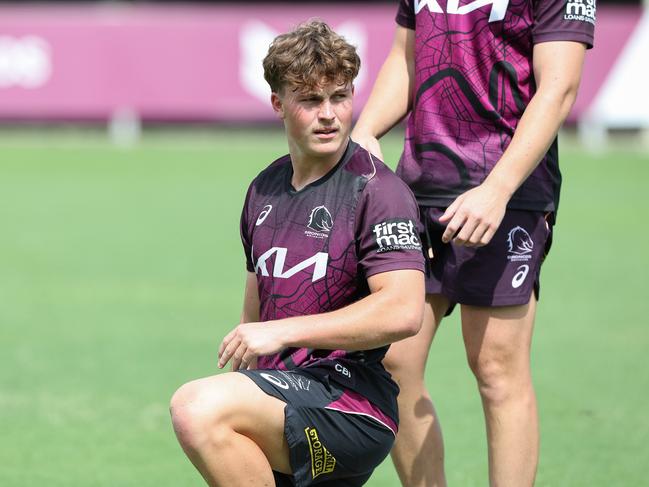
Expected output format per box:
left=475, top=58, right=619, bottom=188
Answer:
left=420, top=207, right=554, bottom=308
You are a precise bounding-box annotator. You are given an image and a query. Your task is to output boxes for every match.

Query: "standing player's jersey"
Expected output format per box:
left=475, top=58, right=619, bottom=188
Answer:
left=396, top=0, right=595, bottom=211
left=240, top=141, right=424, bottom=426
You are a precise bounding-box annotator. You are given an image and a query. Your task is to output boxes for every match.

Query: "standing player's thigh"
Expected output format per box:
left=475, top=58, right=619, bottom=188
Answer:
left=384, top=294, right=449, bottom=378
left=460, top=297, right=537, bottom=374
left=173, top=372, right=290, bottom=473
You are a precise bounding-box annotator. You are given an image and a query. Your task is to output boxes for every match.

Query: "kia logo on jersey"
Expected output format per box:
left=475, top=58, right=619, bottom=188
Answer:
left=253, top=247, right=329, bottom=282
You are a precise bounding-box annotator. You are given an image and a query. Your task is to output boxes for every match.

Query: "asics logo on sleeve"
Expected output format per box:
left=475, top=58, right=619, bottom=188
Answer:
left=415, top=0, right=510, bottom=22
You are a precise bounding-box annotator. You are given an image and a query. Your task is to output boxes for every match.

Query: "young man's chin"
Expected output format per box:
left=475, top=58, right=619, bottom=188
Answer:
left=310, top=142, right=345, bottom=158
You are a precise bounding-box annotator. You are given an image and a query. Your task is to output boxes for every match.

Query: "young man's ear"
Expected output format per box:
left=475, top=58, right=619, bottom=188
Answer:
left=271, top=92, right=284, bottom=119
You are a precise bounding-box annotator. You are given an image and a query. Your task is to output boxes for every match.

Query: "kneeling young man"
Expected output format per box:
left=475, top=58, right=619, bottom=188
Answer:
left=170, top=21, right=425, bottom=487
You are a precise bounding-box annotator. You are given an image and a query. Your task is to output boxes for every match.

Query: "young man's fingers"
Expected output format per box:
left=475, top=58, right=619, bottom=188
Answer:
left=439, top=197, right=462, bottom=223
left=453, top=218, right=480, bottom=245
left=230, top=344, right=247, bottom=371
left=246, top=356, right=258, bottom=370
left=367, top=138, right=384, bottom=160
left=466, top=222, right=490, bottom=247
left=218, top=329, right=237, bottom=359
left=218, top=336, right=241, bottom=369
left=233, top=348, right=257, bottom=372
left=441, top=212, right=466, bottom=243
left=479, top=226, right=498, bottom=246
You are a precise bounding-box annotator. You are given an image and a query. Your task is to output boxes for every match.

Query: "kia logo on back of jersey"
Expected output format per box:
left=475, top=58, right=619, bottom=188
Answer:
left=254, top=247, right=329, bottom=282
left=372, top=219, right=421, bottom=253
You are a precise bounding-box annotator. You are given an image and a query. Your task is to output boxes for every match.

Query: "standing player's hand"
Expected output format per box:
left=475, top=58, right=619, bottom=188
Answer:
left=218, top=322, right=286, bottom=371
left=438, top=182, right=509, bottom=247
left=350, top=131, right=384, bottom=160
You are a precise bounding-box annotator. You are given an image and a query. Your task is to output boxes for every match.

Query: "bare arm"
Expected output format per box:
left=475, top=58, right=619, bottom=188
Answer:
left=240, top=271, right=260, bottom=324
left=440, top=41, right=587, bottom=246
left=351, top=26, right=415, bottom=159
left=219, top=269, right=424, bottom=371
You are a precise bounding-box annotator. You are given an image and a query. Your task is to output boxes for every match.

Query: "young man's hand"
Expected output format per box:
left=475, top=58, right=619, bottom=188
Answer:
left=218, top=322, right=286, bottom=371
left=439, top=181, right=510, bottom=247
left=350, top=131, right=384, bottom=160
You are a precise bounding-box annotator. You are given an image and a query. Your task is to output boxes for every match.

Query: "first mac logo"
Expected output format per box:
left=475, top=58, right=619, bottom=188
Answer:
left=373, top=219, right=421, bottom=253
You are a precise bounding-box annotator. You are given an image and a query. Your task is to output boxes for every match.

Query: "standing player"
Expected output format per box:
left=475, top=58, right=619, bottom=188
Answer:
left=170, top=21, right=426, bottom=487
left=352, top=1, right=595, bottom=486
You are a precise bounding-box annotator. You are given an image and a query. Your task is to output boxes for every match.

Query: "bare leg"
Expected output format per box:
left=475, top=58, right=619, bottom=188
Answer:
left=170, top=373, right=290, bottom=487
left=384, top=294, right=449, bottom=487
left=461, top=296, right=538, bottom=487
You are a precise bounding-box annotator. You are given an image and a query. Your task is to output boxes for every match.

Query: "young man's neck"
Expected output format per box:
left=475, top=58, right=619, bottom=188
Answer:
left=289, top=139, right=349, bottom=191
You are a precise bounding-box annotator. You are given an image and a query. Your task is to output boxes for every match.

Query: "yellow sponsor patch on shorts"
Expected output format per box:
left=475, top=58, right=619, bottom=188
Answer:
left=304, top=426, right=336, bottom=479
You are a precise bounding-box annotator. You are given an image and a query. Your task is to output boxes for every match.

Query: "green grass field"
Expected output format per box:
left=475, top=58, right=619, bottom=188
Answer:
left=1, top=128, right=648, bottom=486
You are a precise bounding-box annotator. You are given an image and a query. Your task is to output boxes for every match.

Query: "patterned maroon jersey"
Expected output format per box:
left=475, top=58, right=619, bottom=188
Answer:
left=396, top=0, right=595, bottom=211
left=240, top=141, right=424, bottom=417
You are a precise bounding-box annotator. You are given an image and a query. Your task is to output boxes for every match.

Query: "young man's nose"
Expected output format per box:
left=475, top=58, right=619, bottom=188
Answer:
left=318, top=100, right=334, bottom=120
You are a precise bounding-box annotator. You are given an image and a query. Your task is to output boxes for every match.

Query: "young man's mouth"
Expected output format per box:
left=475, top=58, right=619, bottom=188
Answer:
left=314, top=127, right=339, bottom=138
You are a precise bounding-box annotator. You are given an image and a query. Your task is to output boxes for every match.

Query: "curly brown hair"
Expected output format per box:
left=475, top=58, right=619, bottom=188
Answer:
left=263, top=20, right=361, bottom=94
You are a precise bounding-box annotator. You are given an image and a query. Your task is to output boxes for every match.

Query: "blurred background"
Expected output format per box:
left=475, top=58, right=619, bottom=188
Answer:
left=1, top=1, right=648, bottom=486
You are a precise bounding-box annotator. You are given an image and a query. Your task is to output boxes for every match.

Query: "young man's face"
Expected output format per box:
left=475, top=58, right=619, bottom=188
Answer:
left=271, top=81, right=353, bottom=164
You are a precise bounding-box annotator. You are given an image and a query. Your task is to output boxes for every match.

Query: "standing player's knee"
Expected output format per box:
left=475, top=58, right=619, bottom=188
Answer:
left=170, top=379, right=234, bottom=452
left=467, top=353, right=517, bottom=406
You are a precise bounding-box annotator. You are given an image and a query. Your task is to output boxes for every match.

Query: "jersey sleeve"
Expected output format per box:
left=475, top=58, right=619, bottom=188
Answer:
left=240, top=182, right=255, bottom=273
left=533, top=0, right=595, bottom=48
left=396, top=0, right=416, bottom=30
left=355, top=172, right=425, bottom=278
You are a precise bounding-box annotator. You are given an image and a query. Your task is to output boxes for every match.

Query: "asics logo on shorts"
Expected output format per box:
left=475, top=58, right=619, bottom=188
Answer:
left=305, top=427, right=336, bottom=479
left=511, top=265, right=529, bottom=289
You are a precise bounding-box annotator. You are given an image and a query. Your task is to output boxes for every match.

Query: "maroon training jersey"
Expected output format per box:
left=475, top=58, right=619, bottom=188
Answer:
left=396, top=0, right=595, bottom=212
left=240, top=141, right=424, bottom=419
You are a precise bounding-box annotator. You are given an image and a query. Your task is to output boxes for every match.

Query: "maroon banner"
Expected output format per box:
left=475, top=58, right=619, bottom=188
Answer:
left=0, top=4, right=643, bottom=123
left=0, top=4, right=395, bottom=121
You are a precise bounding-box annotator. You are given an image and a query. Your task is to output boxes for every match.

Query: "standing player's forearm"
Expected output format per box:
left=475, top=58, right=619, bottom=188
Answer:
left=484, top=86, right=577, bottom=197
left=484, top=42, right=585, bottom=198
left=354, top=56, right=410, bottom=138
left=353, top=27, right=414, bottom=139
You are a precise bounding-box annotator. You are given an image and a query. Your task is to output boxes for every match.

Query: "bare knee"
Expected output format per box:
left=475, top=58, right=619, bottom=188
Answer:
left=170, top=379, right=233, bottom=452
left=467, top=353, right=531, bottom=407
